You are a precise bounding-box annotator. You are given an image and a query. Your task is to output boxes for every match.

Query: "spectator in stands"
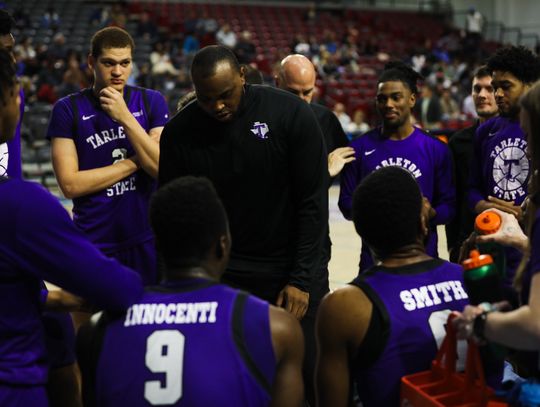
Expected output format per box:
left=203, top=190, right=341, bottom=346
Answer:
left=440, top=86, right=461, bottom=121
left=468, top=46, right=540, bottom=294
left=150, top=41, right=179, bottom=76
left=415, top=84, right=443, bottom=130
left=216, top=23, right=237, bottom=49
left=333, top=102, right=352, bottom=132
left=183, top=10, right=199, bottom=35
left=234, top=30, right=256, bottom=64
left=445, top=66, right=497, bottom=263
left=41, top=6, right=60, bottom=31
left=109, top=3, right=127, bottom=28
left=338, top=61, right=455, bottom=272
left=348, top=108, right=370, bottom=138
left=48, top=32, right=68, bottom=61
left=291, top=35, right=310, bottom=56
left=58, top=52, right=87, bottom=98
left=136, top=11, right=158, bottom=41
left=317, top=166, right=468, bottom=407
left=182, top=33, right=200, bottom=57
left=196, top=11, right=218, bottom=46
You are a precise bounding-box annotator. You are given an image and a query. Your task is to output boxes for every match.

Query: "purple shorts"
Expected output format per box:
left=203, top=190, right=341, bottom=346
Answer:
left=103, top=238, right=157, bottom=285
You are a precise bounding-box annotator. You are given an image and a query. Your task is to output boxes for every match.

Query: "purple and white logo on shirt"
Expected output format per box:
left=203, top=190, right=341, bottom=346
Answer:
left=250, top=122, right=270, bottom=139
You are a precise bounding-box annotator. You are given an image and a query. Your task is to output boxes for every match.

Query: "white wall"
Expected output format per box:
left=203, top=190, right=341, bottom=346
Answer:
left=450, top=0, right=540, bottom=44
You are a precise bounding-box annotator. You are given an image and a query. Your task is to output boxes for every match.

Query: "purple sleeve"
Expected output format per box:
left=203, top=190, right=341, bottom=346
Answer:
left=431, top=142, right=455, bottom=225
left=46, top=98, right=74, bottom=140
left=15, top=182, right=143, bottom=310
left=338, top=142, right=360, bottom=220
left=147, top=90, right=169, bottom=129
left=467, top=125, right=485, bottom=210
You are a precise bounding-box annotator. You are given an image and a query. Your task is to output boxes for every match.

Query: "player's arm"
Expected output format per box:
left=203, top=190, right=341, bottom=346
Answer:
left=269, top=306, right=304, bottom=407
left=337, top=144, right=359, bottom=220
left=15, top=183, right=143, bottom=310
left=99, top=87, right=166, bottom=179
left=51, top=137, right=139, bottom=199
left=278, top=101, right=328, bottom=320
left=316, top=286, right=372, bottom=407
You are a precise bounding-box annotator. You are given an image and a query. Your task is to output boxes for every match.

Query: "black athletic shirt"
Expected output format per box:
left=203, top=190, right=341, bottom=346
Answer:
left=159, top=84, right=328, bottom=292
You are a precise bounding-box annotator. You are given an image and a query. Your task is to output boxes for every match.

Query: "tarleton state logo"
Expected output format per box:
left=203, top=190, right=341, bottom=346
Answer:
left=0, top=143, right=8, bottom=176
left=250, top=121, right=270, bottom=139
left=490, top=138, right=529, bottom=201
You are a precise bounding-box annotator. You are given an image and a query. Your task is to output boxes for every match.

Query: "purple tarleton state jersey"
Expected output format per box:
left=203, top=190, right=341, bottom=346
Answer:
left=0, top=177, right=142, bottom=399
left=92, top=280, right=275, bottom=407
left=351, top=259, right=469, bottom=407
left=0, top=88, right=24, bottom=178
left=46, top=86, right=168, bottom=252
left=468, top=116, right=529, bottom=283
left=338, top=127, right=455, bottom=270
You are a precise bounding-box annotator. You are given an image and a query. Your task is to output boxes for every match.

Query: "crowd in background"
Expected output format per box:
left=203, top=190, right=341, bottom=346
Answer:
left=10, top=1, right=496, bottom=137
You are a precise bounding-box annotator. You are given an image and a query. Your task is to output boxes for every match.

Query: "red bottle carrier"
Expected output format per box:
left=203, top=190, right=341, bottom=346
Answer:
left=400, top=314, right=507, bottom=407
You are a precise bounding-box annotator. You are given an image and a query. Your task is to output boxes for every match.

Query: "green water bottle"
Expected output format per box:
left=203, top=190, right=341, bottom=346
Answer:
left=475, top=210, right=506, bottom=280
left=462, top=249, right=504, bottom=305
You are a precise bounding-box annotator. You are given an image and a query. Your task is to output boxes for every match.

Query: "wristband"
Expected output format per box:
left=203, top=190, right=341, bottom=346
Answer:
left=473, top=311, right=490, bottom=341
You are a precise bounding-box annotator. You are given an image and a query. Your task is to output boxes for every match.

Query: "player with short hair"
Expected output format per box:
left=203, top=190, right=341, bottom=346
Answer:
left=317, top=166, right=468, bottom=407
left=468, top=46, right=540, bottom=286
left=78, top=176, right=304, bottom=407
left=0, top=48, right=143, bottom=407
left=338, top=61, right=455, bottom=271
left=446, top=66, right=498, bottom=262
left=48, top=27, right=169, bottom=284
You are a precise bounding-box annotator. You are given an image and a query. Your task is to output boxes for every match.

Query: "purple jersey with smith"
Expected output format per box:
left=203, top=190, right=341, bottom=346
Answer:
left=0, top=177, right=142, bottom=397
left=91, top=280, right=275, bottom=406
left=46, top=86, right=168, bottom=251
left=351, top=259, right=469, bottom=406
left=339, top=127, right=455, bottom=270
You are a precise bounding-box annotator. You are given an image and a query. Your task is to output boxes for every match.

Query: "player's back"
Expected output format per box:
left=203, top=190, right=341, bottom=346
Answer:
left=82, top=279, right=275, bottom=407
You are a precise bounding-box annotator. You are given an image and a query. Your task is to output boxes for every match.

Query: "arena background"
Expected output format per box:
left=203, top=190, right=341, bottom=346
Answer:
left=2, top=0, right=537, bottom=289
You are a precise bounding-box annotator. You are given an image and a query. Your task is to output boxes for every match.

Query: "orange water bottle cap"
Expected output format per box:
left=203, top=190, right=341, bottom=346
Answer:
left=462, top=249, right=494, bottom=270
left=475, top=210, right=502, bottom=235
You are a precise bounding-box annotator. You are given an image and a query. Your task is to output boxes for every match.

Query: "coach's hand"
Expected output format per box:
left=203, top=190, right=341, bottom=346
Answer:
left=99, top=86, right=131, bottom=123
left=276, top=285, right=309, bottom=320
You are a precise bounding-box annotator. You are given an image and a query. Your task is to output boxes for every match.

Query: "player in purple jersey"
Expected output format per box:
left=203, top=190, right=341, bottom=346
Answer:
left=455, top=82, right=540, bottom=379
left=468, top=46, right=540, bottom=287
left=47, top=27, right=169, bottom=284
left=0, top=49, right=142, bottom=407
left=317, top=166, right=468, bottom=407
left=338, top=61, right=455, bottom=272
left=445, top=66, right=498, bottom=263
left=77, top=176, right=304, bottom=407
left=0, top=9, right=22, bottom=178
left=0, top=10, right=83, bottom=407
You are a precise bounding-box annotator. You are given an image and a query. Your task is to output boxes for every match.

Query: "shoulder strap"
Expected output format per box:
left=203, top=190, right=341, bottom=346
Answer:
left=141, top=87, right=150, bottom=115
left=69, top=93, right=80, bottom=135
left=231, top=291, right=272, bottom=394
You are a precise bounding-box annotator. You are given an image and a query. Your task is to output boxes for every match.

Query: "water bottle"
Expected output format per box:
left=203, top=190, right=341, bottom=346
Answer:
left=462, top=249, right=504, bottom=305
left=475, top=210, right=507, bottom=280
